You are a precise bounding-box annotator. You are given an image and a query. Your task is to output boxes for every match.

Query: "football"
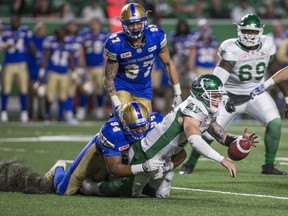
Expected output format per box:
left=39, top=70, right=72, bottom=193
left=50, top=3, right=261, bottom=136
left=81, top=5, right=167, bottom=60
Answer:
left=227, top=137, right=252, bottom=161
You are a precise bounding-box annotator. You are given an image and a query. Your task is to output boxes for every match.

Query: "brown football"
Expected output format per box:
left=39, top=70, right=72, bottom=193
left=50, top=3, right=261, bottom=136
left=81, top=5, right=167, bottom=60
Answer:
left=228, top=137, right=251, bottom=161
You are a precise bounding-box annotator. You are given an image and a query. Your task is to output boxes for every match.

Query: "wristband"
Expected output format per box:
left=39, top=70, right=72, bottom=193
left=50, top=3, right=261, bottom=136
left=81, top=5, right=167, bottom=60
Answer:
left=131, top=164, right=144, bottom=175
left=263, top=78, right=275, bottom=90
left=173, top=83, right=182, bottom=95
left=111, top=95, right=122, bottom=108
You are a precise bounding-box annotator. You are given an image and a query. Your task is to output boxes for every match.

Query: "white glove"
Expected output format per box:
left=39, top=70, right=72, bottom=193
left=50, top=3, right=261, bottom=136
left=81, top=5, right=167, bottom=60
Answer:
left=142, top=158, right=165, bottom=172
left=250, top=83, right=265, bottom=99
left=154, top=161, right=174, bottom=180
left=172, top=94, right=182, bottom=108
left=131, top=158, right=165, bottom=175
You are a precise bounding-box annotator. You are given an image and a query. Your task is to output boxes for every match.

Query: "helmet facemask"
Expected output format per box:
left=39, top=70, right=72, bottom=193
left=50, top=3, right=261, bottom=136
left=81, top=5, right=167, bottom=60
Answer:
left=119, top=101, right=150, bottom=140
left=120, top=3, right=148, bottom=40
left=237, top=26, right=263, bottom=47
left=236, top=14, right=264, bottom=47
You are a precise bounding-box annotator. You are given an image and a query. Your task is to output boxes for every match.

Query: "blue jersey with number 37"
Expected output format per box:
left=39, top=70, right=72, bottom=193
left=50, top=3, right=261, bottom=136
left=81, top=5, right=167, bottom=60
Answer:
left=104, top=25, right=167, bottom=100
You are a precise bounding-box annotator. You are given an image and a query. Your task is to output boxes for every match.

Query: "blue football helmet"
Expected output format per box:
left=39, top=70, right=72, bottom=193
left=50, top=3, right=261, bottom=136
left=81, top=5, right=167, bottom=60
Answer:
left=120, top=3, right=148, bottom=39
left=119, top=101, right=150, bottom=140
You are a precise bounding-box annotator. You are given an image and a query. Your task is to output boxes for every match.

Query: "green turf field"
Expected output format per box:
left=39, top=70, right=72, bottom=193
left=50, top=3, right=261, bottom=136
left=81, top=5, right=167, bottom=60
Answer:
left=0, top=121, right=287, bottom=216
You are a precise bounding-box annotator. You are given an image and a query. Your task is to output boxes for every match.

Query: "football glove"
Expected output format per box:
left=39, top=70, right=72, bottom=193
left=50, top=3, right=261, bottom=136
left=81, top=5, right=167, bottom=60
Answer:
left=250, top=84, right=266, bottom=99
left=154, top=161, right=174, bottom=180
left=285, top=104, right=288, bottom=119
left=172, top=94, right=182, bottom=108
left=225, top=100, right=236, bottom=113
left=142, top=158, right=165, bottom=172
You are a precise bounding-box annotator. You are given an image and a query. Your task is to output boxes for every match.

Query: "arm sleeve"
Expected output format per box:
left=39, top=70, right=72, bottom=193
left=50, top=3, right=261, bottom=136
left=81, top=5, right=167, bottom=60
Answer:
left=188, top=135, right=224, bottom=162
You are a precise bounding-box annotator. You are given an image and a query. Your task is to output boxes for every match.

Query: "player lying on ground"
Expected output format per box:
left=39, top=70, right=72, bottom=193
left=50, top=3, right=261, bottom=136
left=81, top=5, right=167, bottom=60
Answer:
left=0, top=102, right=177, bottom=196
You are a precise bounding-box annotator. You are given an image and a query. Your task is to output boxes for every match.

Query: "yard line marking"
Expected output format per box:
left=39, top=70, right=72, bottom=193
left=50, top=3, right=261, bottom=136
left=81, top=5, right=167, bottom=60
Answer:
left=276, top=157, right=288, bottom=161
left=171, top=187, right=288, bottom=200
left=0, top=147, right=49, bottom=153
left=0, top=135, right=92, bottom=142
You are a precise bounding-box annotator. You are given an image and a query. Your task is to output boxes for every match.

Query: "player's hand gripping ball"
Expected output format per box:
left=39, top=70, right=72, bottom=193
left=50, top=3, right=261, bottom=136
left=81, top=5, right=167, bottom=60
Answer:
left=228, top=137, right=252, bottom=161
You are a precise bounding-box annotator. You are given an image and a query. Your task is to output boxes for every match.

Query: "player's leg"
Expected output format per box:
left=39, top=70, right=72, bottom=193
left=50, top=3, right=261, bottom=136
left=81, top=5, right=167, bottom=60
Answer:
left=17, top=63, right=29, bottom=123
left=58, top=73, right=69, bottom=121
left=1, top=64, right=15, bottom=122
left=246, top=92, right=286, bottom=175
left=65, top=72, right=78, bottom=124
left=150, top=170, right=174, bottom=198
left=45, top=71, right=57, bottom=120
left=93, top=67, right=106, bottom=120
left=54, top=138, right=108, bottom=195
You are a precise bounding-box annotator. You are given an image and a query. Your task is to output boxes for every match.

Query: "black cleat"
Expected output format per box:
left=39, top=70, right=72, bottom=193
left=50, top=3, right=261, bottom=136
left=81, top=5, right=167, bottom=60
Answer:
left=261, top=164, right=287, bottom=175
left=179, top=163, right=195, bottom=175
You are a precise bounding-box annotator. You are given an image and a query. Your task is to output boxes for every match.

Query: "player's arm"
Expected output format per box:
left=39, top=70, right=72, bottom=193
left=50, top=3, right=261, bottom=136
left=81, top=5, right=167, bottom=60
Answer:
left=103, top=58, right=122, bottom=111
left=104, top=154, right=164, bottom=178
left=182, top=116, right=236, bottom=177
left=38, top=48, right=50, bottom=80
left=213, top=59, right=233, bottom=84
left=208, top=121, right=258, bottom=146
left=158, top=46, right=182, bottom=107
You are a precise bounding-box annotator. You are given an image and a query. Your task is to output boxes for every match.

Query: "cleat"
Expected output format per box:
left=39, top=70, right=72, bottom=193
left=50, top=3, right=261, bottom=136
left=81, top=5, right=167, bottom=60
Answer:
left=179, top=163, right=195, bottom=175
left=95, top=107, right=106, bottom=120
left=261, top=164, right=287, bottom=175
left=76, top=107, right=86, bottom=120
left=1, top=111, right=8, bottom=123
left=44, top=160, right=66, bottom=181
left=20, top=111, right=29, bottom=123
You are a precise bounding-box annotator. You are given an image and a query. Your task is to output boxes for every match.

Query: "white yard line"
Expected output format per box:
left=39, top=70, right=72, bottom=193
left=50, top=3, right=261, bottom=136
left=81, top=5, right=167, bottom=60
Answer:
left=171, top=187, right=288, bottom=200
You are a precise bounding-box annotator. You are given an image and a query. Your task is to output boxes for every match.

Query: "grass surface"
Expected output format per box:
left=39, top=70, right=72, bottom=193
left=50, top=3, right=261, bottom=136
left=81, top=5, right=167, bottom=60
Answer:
left=0, top=120, right=288, bottom=216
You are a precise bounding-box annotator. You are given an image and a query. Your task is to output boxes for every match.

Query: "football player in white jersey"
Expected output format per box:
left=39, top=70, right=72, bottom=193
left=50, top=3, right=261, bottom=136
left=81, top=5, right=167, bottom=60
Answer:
left=128, top=74, right=258, bottom=198
left=181, top=14, right=288, bottom=175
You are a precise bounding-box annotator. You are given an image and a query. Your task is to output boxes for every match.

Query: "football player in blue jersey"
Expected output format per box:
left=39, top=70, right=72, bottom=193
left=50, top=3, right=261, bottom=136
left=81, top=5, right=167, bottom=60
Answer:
left=0, top=102, right=168, bottom=196
left=1, top=15, right=39, bottom=123
left=188, top=18, right=218, bottom=77
left=170, top=19, right=194, bottom=100
left=103, top=3, right=182, bottom=115
left=77, top=18, right=109, bottom=120
left=64, top=20, right=82, bottom=124
left=39, top=27, right=76, bottom=122
left=27, top=22, right=46, bottom=120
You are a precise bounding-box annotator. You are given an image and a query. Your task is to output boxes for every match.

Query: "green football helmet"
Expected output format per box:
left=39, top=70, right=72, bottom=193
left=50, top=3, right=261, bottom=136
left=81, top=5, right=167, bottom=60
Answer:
left=190, top=74, right=225, bottom=113
left=237, top=14, right=264, bottom=47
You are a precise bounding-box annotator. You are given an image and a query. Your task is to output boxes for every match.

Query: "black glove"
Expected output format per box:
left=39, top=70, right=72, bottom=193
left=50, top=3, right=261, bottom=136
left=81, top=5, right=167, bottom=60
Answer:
left=285, top=104, right=288, bottom=118
left=225, top=100, right=236, bottom=113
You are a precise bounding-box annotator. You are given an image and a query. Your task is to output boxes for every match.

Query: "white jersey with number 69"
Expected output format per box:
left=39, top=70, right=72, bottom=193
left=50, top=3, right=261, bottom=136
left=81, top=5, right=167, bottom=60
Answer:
left=217, top=35, right=276, bottom=95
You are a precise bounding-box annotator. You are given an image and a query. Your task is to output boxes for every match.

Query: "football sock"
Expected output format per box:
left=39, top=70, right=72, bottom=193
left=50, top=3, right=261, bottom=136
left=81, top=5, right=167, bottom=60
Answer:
left=185, top=136, right=213, bottom=165
left=96, top=94, right=104, bottom=107
left=79, top=94, right=88, bottom=107
left=66, top=97, right=73, bottom=111
left=54, top=167, right=65, bottom=189
left=58, top=101, right=65, bottom=120
left=20, top=94, right=27, bottom=111
left=264, top=118, right=281, bottom=165
left=1, top=94, right=8, bottom=111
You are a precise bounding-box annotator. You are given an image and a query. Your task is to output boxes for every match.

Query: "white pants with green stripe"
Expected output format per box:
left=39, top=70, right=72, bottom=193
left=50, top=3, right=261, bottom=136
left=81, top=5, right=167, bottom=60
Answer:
left=129, top=142, right=175, bottom=198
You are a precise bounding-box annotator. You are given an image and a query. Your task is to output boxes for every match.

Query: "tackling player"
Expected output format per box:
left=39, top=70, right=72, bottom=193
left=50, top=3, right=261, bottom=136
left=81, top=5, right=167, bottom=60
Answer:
left=0, top=102, right=167, bottom=196
left=103, top=3, right=182, bottom=115
left=181, top=14, right=288, bottom=175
